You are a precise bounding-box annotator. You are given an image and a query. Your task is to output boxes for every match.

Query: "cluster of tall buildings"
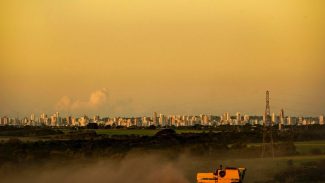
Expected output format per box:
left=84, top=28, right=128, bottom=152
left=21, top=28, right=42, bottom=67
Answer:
left=0, top=111, right=324, bottom=127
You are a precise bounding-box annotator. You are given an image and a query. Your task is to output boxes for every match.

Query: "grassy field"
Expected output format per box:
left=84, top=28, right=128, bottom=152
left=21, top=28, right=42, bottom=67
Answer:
left=94, top=129, right=216, bottom=136
left=248, top=140, right=325, bottom=155
left=95, top=129, right=160, bottom=136
left=295, top=140, right=325, bottom=154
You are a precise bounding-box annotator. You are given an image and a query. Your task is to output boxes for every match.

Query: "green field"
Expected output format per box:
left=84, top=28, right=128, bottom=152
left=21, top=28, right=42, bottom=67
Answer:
left=248, top=140, right=325, bottom=155
left=95, top=129, right=159, bottom=136
left=295, top=140, right=325, bottom=154
left=94, top=129, right=216, bottom=136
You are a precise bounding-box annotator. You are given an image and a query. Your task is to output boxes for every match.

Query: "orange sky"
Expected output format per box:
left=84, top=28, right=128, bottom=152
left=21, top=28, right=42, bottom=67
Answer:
left=1, top=0, right=324, bottom=117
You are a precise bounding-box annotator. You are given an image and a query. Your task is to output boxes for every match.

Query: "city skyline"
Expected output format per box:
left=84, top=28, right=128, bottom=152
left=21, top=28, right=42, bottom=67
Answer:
left=1, top=0, right=325, bottom=117
left=1, top=110, right=323, bottom=121
left=1, top=110, right=324, bottom=127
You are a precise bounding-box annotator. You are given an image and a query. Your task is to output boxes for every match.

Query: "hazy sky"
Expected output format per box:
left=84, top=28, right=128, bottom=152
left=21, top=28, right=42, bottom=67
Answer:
left=1, top=0, right=324, bottom=117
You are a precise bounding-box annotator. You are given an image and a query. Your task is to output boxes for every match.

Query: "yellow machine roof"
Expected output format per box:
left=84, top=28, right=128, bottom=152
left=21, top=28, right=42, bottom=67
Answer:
left=197, top=173, right=215, bottom=179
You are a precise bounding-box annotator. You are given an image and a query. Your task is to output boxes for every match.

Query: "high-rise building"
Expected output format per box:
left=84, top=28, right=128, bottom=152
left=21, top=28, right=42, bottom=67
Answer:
left=51, top=115, right=57, bottom=126
left=222, top=112, right=230, bottom=122
left=66, top=116, right=72, bottom=126
left=71, top=117, right=76, bottom=126
left=220, top=115, right=224, bottom=122
left=93, top=115, right=100, bottom=122
left=22, top=117, right=28, bottom=125
left=79, top=116, right=89, bottom=126
left=153, top=112, right=157, bottom=125
left=54, top=112, right=61, bottom=126
left=135, top=118, right=141, bottom=126
left=40, top=113, right=46, bottom=119
left=30, top=113, right=35, bottom=121
left=159, top=114, right=166, bottom=126
left=280, top=109, right=284, bottom=118
left=271, top=113, right=276, bottom=124
left=287, top=116, right=292, bottom=125
left=298, top=117, right=303, bottom=125
left=320, top=115, right=324, bottom=125
left=279, top=109, right=285, bottom=125
left=236, top=112, right=241, bottom=125
left=263, top=114, right=267, bottom=124
left=40, top=113, right=47, bottom=125
left=243, top=114, right=250, bottom=122
left=0, top=116, right=9, bottom=125
left=142, top=116, right=148, bottom=126
left=200, top=114, right=209, bottom=125
left=126, top=119, right=131, bottom=127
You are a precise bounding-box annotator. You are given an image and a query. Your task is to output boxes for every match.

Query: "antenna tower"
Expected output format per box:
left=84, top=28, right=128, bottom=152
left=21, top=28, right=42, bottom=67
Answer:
left=261, top=90, right=275, bottom=159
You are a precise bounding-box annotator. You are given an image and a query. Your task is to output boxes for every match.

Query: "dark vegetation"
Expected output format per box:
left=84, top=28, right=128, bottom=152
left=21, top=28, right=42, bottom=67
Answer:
left=0, top=125, right=325, bottom=166
left=0, top=126, right=63, bottom=136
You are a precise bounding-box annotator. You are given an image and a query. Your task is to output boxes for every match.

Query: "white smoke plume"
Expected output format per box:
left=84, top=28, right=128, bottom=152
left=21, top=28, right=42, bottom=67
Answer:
left=55, top=88, right=108, bottom=111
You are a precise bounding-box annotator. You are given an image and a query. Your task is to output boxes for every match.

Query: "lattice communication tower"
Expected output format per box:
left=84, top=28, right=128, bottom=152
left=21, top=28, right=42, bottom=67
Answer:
left=261, top=90, right=275, bottom=159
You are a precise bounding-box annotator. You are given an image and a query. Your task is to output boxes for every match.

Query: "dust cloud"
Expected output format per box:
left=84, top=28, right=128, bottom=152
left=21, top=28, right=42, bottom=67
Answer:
left=1, top=152, right=190, bottom=183
left=0, top=150, right=284, bottom=183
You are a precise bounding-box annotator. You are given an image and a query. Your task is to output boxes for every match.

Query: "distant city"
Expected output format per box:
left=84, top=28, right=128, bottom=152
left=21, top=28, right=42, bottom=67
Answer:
left=1, top=110, right=324, bottom=127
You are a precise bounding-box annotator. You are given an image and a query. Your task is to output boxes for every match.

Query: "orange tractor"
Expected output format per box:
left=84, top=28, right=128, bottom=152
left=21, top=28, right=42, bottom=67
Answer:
left=197, top=165, right=246, bottom=183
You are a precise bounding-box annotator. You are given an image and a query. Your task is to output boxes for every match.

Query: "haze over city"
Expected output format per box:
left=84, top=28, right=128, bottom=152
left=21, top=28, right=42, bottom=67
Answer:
left=1, top=0, right=324, bottom=117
